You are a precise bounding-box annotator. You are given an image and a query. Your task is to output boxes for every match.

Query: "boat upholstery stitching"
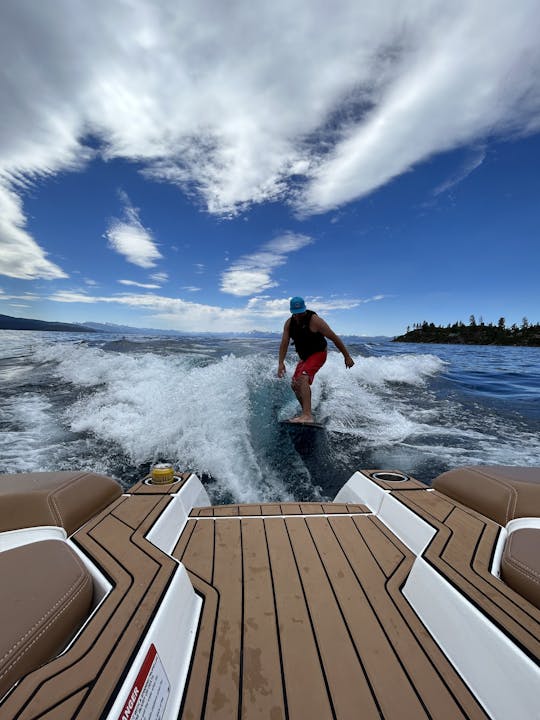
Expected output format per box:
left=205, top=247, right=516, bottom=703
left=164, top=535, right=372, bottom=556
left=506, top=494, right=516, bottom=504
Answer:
left=472, top=469, right=518, bottom=524
left=0, top=557, right=89, bottom=664
left=505, top=536, right=540, bottom=583
left=49, top=473, right=89, bottom=527
left=0, top=574, right=92, bottom=682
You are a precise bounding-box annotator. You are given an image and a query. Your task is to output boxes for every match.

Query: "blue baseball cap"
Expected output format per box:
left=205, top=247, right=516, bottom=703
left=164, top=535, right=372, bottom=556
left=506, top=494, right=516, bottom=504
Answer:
left=290, top=296, right=306, bottom=314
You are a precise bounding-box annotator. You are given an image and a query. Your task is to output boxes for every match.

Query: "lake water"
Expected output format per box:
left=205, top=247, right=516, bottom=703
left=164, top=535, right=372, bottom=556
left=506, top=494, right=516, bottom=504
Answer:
left=1, top=330, right=539, bottom=503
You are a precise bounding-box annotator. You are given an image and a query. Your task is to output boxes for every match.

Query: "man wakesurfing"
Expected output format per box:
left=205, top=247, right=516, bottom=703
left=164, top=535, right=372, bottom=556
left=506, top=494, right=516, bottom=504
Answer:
left=277, top=296, right=355, bottom=423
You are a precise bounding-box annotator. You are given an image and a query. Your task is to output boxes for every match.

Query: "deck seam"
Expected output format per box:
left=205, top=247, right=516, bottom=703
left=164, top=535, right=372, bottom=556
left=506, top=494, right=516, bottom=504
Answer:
left=201, top=518, right=219, bottom=720
left=190, top=512, right=373, bottom=521
left=359, top=515, right=486, bottom=717
left=424, top=522, right=540, bottom=662
left=172, top=517, right=197, bottom=560
left=98, top=563, right=177, bottom=720
left=263, top=519, right=289, bottom=720
left=177, top=585, right=206, bottom=720
left=327, top=517, right=432, bottom=718
left=88, top=503, right=177, bottom=719
left=238, top=520, right=245, bottom=720
left=304, top=518, right=385, bottom=719
left=283, top=518, right=337, bottom=720
left=387, top=560, right=487, bottom=718
left=354, top=516, right=406, bottom=578
left=178, top=572, right=220, bottom=720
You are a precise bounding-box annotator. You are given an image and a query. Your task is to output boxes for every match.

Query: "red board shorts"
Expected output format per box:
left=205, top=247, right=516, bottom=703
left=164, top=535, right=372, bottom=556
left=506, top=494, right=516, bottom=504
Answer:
left=292, top=350, right=327, bottom=385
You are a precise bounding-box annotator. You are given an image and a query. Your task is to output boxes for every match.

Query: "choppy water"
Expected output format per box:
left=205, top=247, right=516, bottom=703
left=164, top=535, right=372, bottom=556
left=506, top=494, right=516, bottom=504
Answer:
left=1, top=330, right=539, bottom=503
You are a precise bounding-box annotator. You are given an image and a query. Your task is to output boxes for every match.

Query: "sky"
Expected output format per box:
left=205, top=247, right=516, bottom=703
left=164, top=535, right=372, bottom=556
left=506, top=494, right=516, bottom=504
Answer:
left=1, top=0, right=539, bottom=336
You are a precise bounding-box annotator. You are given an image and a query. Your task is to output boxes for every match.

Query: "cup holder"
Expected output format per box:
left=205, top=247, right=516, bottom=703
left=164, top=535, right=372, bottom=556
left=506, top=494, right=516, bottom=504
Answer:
left=372, top=471, right=409, bottom=483
left=143, top=476, right=183, bottom=486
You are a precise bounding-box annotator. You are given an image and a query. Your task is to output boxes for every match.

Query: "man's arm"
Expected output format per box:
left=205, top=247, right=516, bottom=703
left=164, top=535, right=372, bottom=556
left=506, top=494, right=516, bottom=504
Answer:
left=311, top=316, right=355, bottom=368
left=277, top=319, right=291, bottom=377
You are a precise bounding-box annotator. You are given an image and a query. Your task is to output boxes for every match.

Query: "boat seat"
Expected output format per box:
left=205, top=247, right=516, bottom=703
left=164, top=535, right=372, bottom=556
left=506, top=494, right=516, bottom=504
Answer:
left=432, top=465, right=540, bottom=526
left=0, top=539, right=93, bottom=699
left=501, top=528, right=540, bottom=610
left=0, top=471, right=122, bottom=535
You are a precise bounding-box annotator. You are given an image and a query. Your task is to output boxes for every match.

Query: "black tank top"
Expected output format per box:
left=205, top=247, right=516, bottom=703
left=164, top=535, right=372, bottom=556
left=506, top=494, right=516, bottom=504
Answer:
left=289, top=310, right=327, bottom=361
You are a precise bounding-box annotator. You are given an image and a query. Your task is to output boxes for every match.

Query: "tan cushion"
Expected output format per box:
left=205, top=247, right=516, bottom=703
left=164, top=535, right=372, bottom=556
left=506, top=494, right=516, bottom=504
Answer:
left=0, top=471, right=122, bottom=535
left=0, top=540, right=93, bottom=698
left=501, top=529, right=540, bottom=610
left=433, top=466, right=540, bottom=526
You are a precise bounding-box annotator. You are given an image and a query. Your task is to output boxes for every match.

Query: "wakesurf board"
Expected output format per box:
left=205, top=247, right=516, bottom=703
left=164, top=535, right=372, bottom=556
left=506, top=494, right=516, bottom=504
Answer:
left=280, top=419, right=325, bottom=429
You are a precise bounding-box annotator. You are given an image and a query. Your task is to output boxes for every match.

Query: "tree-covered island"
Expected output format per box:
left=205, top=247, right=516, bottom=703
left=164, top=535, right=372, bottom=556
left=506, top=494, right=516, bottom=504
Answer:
left=394, top=316, right=540, bottom=346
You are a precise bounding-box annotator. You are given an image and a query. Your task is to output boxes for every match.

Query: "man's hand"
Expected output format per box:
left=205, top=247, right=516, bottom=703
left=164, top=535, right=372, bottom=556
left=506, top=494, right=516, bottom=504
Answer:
left=277, top=362, right=286, bottom=378
left=344, top=354, right=354, bottom=369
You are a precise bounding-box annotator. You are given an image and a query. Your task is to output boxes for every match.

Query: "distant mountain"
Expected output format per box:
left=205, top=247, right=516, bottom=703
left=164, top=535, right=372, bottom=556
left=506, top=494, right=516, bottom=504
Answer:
left=82, top=321, right=182, bottom=335
left=0, top=315, right=386, bottom=340
left=0, top=313, right=96, bottom=333
left=83, top=321, right=281, bottom=338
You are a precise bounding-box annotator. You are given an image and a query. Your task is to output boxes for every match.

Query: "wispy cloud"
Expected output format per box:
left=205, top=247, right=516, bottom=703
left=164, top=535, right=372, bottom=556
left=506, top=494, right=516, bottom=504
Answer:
left=49, top=290, right=96, bottom=303
left=433, top=148, right=486, bottom=196
left=150, top=271, right=168, bottom=283
left=47, top=289, right=374, bottom=332
left=221, top=232, right=313, bottom=296
left=118, top=279, right=161, bottom=289
left=1, top=0, right=539, bottom=275
left=181, top=286, right=201, bottom=292
left=0, top=289, right=39, bottom=302
left=105, top=191, right=162, bottom=268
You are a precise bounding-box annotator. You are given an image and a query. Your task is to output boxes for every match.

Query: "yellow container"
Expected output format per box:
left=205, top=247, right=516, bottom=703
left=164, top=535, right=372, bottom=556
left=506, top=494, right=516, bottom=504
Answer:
left=150, top=463, right=175, bottom=485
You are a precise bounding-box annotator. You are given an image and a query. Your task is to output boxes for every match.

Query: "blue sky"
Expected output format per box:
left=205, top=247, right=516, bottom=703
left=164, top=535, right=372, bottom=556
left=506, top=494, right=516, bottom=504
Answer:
left=1, top=1, right=539, bottom=336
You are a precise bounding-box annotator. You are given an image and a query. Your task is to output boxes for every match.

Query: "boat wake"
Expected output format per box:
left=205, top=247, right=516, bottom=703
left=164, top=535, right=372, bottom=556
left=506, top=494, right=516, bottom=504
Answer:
left=1, top=336, right=538, bottom=502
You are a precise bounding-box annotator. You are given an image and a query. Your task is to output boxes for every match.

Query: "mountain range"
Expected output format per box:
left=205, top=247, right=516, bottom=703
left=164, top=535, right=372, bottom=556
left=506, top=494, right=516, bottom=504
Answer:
left=0, top=313, right=386, bottom=340
left=0, top=313, right=96, bottom=333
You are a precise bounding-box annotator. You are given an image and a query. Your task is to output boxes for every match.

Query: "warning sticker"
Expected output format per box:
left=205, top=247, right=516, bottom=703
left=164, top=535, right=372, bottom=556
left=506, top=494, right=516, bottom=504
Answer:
left=118, top=644, right=170, bottom=720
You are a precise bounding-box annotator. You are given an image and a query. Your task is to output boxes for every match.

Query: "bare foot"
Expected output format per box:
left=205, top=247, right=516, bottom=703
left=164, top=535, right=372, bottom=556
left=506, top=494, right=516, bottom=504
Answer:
left=289, top=414, right=314, bottom=423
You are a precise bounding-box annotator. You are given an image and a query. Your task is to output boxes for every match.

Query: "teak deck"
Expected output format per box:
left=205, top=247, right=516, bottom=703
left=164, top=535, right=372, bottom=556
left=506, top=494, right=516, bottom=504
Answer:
left=4, top=484, right=539, bottom=719
left=174, top=503, right=489, bottom=720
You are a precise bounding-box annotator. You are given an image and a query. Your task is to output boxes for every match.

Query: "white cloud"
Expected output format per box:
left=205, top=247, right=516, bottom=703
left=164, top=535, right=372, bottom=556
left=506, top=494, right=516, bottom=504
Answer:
left=0, top=0, right=539, bottom=267
left=48, top=290, right=259, bottom=331
left=47, top=289, right=372, bottom=332
left=150, top=271, right=168, bottom=283
left=50, top=290, right=97, bottom=303
left=181, top=286, right=201, bottom=292
left=105, top=191, right=162, bottom=268
left=0, top=289, right=39, bottom=301
left=300, top=5, right=540, bottom=213
left=119, top=279, right=161, bottom=289
left=221, top=232, right=313, bottom=296
left=221, top=269, right=278, bottom=297
left=0, top=183, right=68, bottom=279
